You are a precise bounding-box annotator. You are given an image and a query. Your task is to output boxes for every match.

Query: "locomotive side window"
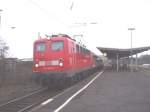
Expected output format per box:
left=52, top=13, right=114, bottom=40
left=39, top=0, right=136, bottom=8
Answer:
left=36, top=43, right=45, bottom=52
left=52, top=41, right=64, bottom=51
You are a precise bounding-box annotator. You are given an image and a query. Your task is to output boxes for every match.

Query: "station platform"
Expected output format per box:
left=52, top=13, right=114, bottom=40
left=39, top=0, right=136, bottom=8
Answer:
left=33, top=70, right=150, bottom=112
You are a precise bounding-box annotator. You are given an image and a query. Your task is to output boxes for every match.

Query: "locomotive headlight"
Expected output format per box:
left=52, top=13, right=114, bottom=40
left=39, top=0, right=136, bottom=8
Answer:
left=59, top=62, right=63, bottom=66
left=35, top=64, right=39, bottom=67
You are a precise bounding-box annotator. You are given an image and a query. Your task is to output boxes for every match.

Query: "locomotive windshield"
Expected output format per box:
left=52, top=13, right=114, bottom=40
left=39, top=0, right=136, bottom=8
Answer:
left=51, top=41, right=64, bottom=51
left=35, top=43, right=46, bottom=52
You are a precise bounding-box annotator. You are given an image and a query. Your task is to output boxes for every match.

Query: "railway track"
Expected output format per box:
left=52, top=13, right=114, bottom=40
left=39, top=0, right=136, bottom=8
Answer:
left=0, top=87, right=62, bottom=112
left=0, top=70, right=102, bottom=112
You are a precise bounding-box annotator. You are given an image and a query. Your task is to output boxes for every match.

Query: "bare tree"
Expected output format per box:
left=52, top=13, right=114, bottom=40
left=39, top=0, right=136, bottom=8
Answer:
left=0, top=39, right=9, bottom=59
left=0, top=38, right=9, bottom=71
left=0, top=38, right=9, bottom=86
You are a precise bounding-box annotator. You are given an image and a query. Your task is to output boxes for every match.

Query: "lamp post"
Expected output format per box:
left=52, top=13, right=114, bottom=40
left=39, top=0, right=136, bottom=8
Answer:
left=0, top=9, right=3, bottom=30
left=128, top=28, right=135, bottom=72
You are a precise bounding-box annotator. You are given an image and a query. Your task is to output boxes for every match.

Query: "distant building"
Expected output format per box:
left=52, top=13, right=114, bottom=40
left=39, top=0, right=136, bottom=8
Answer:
left=19, top=58, right=33, bottom=62
left=0, top=58, right=18, bottom=72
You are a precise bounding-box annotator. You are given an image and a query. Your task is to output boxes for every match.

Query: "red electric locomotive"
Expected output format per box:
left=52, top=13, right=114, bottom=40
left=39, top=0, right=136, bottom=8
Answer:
left=33, top=34, right=102, bottom=86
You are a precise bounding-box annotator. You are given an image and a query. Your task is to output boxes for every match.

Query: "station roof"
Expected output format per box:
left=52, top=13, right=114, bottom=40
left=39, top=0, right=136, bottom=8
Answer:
left=97, top=46, right=150, bottom=59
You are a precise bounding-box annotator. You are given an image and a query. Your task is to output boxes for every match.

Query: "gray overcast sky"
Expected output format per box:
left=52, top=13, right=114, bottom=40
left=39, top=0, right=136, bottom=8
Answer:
left=0, top=0, right=150, bottom=58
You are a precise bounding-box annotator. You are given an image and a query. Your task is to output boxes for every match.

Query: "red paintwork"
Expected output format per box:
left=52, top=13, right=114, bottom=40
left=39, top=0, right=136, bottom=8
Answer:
left=33, top=35, right=95, bottom=76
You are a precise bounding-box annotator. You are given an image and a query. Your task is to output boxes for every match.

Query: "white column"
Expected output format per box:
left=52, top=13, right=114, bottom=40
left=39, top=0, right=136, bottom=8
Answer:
left=136, top=54, right=138, bottom=70
left=117, top=54, right=119, bottom=72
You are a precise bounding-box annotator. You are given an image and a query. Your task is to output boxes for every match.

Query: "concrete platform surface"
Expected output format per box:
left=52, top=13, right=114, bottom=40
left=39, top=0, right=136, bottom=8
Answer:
left=61, top=71, right=150, bottom=112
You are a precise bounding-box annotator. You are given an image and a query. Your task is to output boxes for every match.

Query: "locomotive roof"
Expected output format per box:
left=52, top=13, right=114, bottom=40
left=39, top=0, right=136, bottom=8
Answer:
left=35, top=34, right=86, bottom=46
left=34, top=34, right=88, bottom=50
left=35, top=34, right=76, bottom=42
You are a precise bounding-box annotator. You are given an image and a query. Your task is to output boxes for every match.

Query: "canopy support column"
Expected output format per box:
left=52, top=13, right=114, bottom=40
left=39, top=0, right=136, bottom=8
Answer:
left=136, top=54, right=138, bottom=70
left=116, top=54, right=119, bottom=72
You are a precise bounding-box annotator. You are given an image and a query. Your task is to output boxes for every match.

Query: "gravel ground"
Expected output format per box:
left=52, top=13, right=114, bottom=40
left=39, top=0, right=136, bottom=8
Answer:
left=0, top=62, right=42, bottom=104
left=0, top=81, right=41, bottom=104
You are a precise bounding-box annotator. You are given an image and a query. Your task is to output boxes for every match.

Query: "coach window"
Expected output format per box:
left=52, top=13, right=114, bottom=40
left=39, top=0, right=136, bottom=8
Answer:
left=36, top=43, right=45, bottom=52
left=79, top=46, right=81, bottom=53
left=87, top=49, right=90, bottom=54
left=84, top=48, right=86, bottom=54
left=80, top=46, right=83, bottom=54
left=76, top=45, right=79, bottom=53
left=52, top=41, right=64, bottom=51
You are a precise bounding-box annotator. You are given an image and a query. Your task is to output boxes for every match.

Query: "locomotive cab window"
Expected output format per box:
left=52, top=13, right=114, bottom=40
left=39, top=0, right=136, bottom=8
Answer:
left=51, top=41, right=64, bottom=51
left=35, top=43, right=46, bottom=52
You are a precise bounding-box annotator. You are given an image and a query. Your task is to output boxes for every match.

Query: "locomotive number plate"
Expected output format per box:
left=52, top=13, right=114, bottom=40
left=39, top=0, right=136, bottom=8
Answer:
left=51, top=60, right=59, bottom=65
left=39, top=61, right=45, bottom=66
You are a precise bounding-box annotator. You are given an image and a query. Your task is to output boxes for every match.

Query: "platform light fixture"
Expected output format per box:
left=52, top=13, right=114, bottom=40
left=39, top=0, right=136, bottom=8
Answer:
left=0, top=9, right=3, bottom=30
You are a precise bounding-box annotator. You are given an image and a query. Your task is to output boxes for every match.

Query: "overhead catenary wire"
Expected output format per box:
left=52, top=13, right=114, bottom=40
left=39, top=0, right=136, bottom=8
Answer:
left=27, top=0, right=69, bottom=29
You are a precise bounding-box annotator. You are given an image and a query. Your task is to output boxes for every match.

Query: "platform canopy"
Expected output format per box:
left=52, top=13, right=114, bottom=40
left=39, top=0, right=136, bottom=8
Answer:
left=97, top=46, right=150, bottom=59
